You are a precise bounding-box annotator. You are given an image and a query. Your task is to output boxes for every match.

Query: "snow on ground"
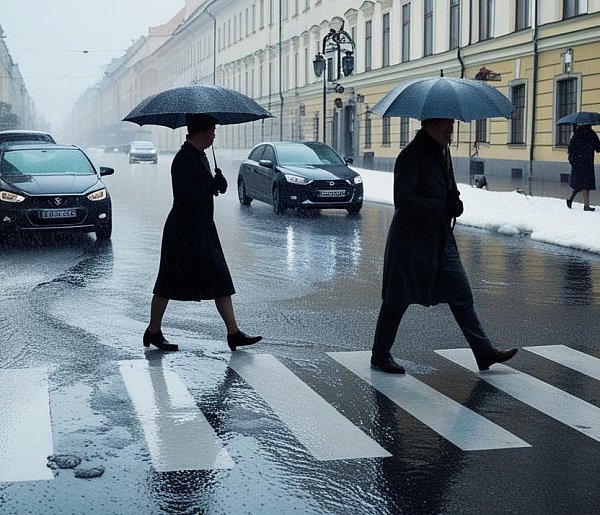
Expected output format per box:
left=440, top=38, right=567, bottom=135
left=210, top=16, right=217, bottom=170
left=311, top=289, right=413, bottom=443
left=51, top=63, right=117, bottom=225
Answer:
left=353, top=166, right=600, bottom=255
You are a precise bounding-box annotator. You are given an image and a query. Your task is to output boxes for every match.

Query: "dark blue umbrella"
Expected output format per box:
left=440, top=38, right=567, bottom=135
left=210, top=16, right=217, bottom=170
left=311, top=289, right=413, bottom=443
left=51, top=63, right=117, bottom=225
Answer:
left=369, top=77, right=514, bottom=122
left=556, top=111, right=600, bottom=126
left=122, top=85, right=273, bottom=128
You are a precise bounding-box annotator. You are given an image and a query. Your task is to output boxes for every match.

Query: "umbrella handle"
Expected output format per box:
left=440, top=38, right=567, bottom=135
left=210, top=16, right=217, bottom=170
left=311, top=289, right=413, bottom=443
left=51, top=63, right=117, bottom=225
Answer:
left=211, top=146, right=219, bottom=171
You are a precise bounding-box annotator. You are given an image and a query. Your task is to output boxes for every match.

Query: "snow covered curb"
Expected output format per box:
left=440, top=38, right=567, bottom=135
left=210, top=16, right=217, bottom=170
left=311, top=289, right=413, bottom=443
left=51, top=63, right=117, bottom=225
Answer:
left=353, top=166, right=600, bottom=255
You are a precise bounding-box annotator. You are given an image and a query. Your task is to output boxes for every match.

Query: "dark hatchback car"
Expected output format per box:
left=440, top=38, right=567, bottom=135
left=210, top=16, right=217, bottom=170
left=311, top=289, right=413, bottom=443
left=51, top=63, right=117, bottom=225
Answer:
left=237, top=141, right=363, bottom=214
left=0, top=144, right=114, bottom=239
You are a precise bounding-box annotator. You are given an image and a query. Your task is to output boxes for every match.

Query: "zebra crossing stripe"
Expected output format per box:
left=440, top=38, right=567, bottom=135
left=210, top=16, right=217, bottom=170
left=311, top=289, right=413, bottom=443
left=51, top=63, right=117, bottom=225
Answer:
left=524, top=345, right=600, bottom=381
left=0, top=368, right=54, bottom=482
left=228, top=353, right=392, bottom=461
left=119, top=360, right=235, bottom=471
left=436, top=348, right=600, bottom=442
left=329, top=351, right=530, bottom=451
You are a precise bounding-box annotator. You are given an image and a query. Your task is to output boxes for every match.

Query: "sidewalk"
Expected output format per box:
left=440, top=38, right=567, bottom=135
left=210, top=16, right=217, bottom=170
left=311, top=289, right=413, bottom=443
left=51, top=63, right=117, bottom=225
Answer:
left=353, top=166, right=600, bottom=256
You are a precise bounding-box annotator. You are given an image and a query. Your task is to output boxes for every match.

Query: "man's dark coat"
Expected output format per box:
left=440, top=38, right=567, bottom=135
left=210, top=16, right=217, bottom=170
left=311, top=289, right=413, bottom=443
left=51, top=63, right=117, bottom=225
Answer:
left=381, top=128, right=459, bottom=307
left=153, top=141, right=235, bottom=301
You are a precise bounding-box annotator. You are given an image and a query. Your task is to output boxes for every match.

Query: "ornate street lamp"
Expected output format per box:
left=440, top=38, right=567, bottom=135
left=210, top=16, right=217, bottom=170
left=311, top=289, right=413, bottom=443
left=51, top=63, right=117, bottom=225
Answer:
left=313, top=53, right=325, bottom=78
left=312, top=23, right=355, bottom=144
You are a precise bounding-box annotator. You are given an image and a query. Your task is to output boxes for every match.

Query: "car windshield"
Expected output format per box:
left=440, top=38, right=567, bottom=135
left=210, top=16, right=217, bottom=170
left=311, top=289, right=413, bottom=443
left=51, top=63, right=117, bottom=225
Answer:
left=276, top=143, right=345, bottom=166
left=0, top=148, right=95, bottom=176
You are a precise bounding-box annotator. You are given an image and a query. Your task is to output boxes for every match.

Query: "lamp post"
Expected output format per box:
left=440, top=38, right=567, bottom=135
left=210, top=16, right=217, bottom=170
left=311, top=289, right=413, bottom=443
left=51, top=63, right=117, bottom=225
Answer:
left=313, top=22, right=355, bottom=144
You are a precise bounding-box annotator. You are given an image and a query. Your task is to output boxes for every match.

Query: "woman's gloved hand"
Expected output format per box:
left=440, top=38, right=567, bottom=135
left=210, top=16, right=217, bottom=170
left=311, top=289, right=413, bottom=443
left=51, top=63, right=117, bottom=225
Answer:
left=213, top=168, right=228, bottom=195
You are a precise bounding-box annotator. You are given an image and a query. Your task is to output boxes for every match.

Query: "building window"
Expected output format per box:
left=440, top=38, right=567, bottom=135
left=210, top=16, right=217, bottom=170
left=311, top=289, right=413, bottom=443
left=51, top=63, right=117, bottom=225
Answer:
left=365, top=20, right=372, bottom=71
left=449, top=0, right=460, bottom=49
left=556, top=77, right=578, bottom=145
left=400, top=117, right=410, bottom=147
left=365, top=111, right=372, bottom=148
left=304, top=47, right=309, bottom=85
left=479, top=0, right=493, bottom=41
left=510, top=83, right=526, bottom=144
left=515, top=0, right=530, bottom=30
left=563, top=0, right=586, bottom=19
left=382, top=117, right=391, bottom=145
left=260, top=0, right=265, bottom=28
left=475, top=119, right=488, bottom=143
left=282, top=0, right=289, bottom=20
left=402, top=4, right=411, bottom=62
left=424, top=0, right=433, bottom=56
left=382, top=13, right=390, bottom=67
left=327, top=57, right=334, bottom=82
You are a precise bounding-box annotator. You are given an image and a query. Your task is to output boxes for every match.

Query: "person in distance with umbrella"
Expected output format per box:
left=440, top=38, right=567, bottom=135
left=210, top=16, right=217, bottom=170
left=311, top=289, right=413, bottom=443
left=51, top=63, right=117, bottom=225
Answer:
left=371, top=118, right=518, bottom=374
left=566, top=124, right=600, bottom=211
left=144, top=114, right=262, bottom=352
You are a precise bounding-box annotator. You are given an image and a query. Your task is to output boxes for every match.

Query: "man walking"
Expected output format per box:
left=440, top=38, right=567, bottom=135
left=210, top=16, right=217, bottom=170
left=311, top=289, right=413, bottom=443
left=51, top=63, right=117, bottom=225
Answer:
left=371, top=118, right=517, bottom=374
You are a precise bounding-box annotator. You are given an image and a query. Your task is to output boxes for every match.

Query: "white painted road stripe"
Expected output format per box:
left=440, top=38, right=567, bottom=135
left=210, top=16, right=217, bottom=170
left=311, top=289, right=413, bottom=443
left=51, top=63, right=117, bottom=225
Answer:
left=0, top=368, right=54, bottom=482
left=436, top=348, right=600, bottom=442
left=329, top=351, right=530, bottom=451
left=119, top=360, right=234, bottom=471
left=524, top=345, right=600, bottom=381
left=228, top=353, right=391, bottom=461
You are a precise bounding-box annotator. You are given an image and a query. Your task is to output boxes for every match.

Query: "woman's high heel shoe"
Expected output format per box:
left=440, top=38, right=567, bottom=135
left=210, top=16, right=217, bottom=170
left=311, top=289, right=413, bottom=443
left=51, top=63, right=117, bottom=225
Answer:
left=143, top=329, right=179, bottom=351
left=227, top=331, right=262, bottom=351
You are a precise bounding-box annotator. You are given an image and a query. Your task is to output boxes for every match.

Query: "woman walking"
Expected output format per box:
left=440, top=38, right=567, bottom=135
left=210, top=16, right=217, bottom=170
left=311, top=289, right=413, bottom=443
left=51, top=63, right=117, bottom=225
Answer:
left=144, top=114, right=261, bottom=352
left=566, top=124, right=600, bottom=211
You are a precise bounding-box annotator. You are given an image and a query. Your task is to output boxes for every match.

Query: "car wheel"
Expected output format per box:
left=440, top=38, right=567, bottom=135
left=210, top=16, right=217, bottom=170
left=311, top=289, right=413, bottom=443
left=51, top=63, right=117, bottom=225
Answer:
left=237, top=178, right=252, bottom=205
left=347, top=202, right=362, bottom=215
left=95, top=219, right=112, bottom=240
left=272, top=185, right=286, bottom=214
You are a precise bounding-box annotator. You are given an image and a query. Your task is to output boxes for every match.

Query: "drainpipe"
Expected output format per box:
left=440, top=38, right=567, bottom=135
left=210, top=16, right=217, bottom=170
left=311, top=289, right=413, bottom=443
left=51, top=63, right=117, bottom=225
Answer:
left=206, top=10, right=217, bottom=85
left=279, top=0, right=284, bottom=141
left=528, top=0, right=539, bottom=196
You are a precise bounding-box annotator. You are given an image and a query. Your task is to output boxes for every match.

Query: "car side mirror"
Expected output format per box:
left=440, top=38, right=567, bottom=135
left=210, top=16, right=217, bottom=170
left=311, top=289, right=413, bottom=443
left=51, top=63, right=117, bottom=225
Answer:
left=345, top=157, right=354, bottom=164
left=259, top=159, right=274, bottom=168
left=99, top=166, right=114, bottom=176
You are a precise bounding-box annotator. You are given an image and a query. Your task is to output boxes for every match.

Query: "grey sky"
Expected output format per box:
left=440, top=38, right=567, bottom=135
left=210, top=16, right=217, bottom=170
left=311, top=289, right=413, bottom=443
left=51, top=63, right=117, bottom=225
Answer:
left=2, top=0, right=184, bottom=133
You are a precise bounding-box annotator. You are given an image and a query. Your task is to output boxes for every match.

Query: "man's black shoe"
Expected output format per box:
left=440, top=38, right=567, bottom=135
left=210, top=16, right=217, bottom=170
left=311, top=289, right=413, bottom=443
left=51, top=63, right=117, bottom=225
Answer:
left=143, top=329, right=179, bottom=351
left=370, top=357, right=405, bottom=374
left=476, top=348, right=518, bottom=371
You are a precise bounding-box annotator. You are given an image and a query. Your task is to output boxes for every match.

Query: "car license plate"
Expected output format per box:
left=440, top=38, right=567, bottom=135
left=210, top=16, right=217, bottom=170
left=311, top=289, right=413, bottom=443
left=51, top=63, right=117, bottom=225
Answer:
left=39, top=208, right=77, bottom=219
left=317, top=189, right=346, bottom=197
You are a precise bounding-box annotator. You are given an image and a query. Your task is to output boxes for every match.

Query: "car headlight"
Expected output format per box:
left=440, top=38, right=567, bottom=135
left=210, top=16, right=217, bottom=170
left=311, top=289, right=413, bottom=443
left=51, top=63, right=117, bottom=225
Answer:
left=284, top=174, right=311, bottom=184
left=87, top=188, right=107, bottom=201
left=0, top=191, right=25, bottom=203
left=150, top=149, right=157, bottom=154
left=353, top=175, right=363, bottom=184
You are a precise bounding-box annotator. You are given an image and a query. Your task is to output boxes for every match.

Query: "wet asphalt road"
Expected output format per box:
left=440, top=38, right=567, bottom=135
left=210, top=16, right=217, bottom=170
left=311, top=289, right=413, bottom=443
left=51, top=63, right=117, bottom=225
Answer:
left=0, top=149, right=599, bottom=515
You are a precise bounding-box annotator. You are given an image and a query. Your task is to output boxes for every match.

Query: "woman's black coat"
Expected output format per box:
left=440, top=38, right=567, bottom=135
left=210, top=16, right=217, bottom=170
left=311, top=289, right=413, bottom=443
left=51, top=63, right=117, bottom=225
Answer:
left=381, top=129, right=457, bottom=307
left=153, top=141, right=235, bottom=301
left=568, top=126, right=600, bottom=191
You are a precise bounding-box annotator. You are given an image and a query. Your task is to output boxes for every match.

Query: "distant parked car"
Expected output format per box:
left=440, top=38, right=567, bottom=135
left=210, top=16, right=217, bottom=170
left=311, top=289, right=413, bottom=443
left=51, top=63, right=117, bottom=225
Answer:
left=129, top=140, right=158, bottom=163
left=0, top=130, right=56, bottom=145
left=237, top=141, right=363, bottom=214
left=0, top=143, right=114, bottom=239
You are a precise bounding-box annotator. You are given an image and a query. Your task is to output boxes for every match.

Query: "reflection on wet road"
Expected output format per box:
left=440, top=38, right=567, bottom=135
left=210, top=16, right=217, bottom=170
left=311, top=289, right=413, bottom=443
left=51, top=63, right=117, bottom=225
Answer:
left=0, top=151, right=599, bottom=514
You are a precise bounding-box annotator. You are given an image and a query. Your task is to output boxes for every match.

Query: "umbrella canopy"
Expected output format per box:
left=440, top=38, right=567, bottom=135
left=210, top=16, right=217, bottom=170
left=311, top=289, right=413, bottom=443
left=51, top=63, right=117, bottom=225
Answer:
left=556, top=111, right=600, bottom=126
left=369, top=77, right=514, bottom=122
left=122, top=85, right=273, bottom=128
